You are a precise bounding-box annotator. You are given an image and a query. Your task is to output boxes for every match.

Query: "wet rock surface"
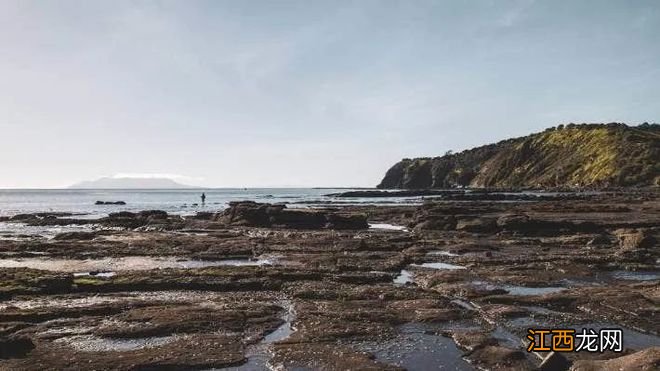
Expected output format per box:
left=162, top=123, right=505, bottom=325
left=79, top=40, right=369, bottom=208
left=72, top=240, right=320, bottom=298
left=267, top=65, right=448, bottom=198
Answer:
left=95, top=201, right=127, bottom=205
left=217, top=201, right=369, bottom=229
left=0, top=336, right=35, bottom=359
left=0, top=191, right=658, bottom=370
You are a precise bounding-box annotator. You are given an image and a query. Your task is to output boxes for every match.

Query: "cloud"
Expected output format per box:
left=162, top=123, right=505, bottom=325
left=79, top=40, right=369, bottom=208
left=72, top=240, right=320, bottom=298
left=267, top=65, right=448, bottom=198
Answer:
left=111, top=173, right=205, bottom=183
left=497, top=0, right=536, bottom=27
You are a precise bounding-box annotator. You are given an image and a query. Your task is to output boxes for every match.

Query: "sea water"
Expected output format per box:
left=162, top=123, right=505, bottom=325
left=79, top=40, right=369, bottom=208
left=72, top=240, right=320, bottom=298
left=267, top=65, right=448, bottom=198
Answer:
left=0, top=188, right=423, bottom=218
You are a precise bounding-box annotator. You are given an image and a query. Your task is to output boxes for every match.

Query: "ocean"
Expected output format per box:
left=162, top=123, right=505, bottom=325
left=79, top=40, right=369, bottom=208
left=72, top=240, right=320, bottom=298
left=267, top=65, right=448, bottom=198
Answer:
left=0, top=188, right=418, bottom=218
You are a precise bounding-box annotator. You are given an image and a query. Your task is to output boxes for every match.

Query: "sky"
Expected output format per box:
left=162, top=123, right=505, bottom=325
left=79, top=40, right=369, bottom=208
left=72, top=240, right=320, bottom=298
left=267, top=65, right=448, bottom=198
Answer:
left=1, top=0, right=659, bottom=188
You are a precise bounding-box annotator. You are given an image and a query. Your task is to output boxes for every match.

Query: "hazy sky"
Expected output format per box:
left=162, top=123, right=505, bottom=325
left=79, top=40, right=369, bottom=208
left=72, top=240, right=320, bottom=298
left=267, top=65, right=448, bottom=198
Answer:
left=1, top=0, right=659, bottom=188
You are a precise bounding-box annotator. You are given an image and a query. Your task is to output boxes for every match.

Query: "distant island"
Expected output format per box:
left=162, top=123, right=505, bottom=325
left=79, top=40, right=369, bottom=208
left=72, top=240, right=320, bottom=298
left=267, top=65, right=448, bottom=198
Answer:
left=379, top=123, right=660, bottom=189
left=69, top=177, right=197, bottom=189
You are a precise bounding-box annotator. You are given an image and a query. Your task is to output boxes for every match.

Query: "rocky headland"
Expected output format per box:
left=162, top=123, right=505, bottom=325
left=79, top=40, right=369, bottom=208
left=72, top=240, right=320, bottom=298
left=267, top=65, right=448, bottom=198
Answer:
left=378, top=123, right=660, bottom=189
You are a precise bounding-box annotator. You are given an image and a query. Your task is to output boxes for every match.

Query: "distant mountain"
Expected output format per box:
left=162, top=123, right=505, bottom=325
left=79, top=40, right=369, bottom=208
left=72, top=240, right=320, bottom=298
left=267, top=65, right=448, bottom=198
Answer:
left=378, top=123, right=660, bottom=189
left=69, top=177, right=197, bottom=189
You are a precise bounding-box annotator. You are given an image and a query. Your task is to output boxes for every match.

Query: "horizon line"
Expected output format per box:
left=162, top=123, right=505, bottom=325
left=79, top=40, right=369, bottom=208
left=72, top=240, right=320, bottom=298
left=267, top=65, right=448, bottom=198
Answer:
left=0, top=186, right=375, bottom=190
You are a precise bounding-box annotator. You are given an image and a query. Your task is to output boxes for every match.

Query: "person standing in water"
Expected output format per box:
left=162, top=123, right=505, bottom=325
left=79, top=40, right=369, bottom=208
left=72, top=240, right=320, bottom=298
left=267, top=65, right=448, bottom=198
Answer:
left=201, top=193, right=206, bottom=204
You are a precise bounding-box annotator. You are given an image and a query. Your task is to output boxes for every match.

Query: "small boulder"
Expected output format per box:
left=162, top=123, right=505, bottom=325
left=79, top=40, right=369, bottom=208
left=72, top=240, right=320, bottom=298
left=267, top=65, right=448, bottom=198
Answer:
left=613, top=229, right=657, bottom=261
left=615, top=229, right=657, bottom=251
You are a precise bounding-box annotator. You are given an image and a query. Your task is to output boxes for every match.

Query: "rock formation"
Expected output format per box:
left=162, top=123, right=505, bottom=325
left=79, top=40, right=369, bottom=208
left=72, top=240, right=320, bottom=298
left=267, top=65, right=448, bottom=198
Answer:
left=215, top=201, right=368, bottom=230
left=378, top=123, right=660, bottom=189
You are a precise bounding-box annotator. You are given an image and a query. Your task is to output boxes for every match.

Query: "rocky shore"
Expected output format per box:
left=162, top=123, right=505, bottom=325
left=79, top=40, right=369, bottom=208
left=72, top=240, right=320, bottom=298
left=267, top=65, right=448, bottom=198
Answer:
left=0, top=192, right=658, bottom=370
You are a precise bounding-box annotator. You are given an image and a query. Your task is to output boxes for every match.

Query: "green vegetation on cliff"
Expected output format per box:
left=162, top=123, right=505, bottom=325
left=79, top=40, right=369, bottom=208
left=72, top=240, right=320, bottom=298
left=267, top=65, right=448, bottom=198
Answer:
left=378, top=123, right=660, bottom=189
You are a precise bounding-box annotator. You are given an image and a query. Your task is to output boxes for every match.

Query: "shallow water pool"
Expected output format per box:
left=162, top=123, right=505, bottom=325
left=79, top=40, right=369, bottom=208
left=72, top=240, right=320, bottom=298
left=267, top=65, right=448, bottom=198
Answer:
left=412, top=262, right=466, bottom=270
left=0, top=256, right=274, bottom=272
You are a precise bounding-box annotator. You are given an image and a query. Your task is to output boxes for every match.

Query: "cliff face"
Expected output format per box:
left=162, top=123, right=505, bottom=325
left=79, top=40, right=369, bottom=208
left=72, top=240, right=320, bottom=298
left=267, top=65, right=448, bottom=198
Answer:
left=378, top=123, right=660, bottom=189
